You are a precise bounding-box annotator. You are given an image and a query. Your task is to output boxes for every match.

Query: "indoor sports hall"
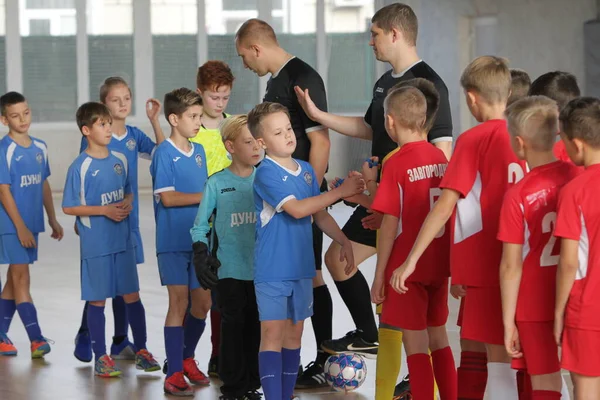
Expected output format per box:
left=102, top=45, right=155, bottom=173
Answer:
left=0, top=0, right=599, bottom=399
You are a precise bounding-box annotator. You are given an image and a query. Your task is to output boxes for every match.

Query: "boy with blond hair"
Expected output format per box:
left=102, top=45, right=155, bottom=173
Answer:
left=554, top=97, right=600, bottom=398
left=191, top=115, right=262, bottom=400
left=247, top=101, right=363, bottom=399
left=499, top=96, right=577, bottom=400
left=393, top=56, right=527, bottom=399
left=371, top=86, right=455, bottom=400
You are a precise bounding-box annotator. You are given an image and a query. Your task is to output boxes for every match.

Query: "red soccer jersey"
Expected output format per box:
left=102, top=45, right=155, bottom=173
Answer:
left=497, top=161, right=580, bottom=322
left=371, top=141, right=450, bottom=283
left=553, top=140, right=584, bottom=173
left=440, top=119, right=527, bottom=287
left=554, top=164, right=600, bottom=331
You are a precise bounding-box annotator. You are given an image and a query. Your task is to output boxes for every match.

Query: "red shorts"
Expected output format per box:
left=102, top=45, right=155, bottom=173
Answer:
left=511, top=321, right=560, bottom=375
left=562, top=327, right=600, bottom=376
left=457, top=297, right=465, bottom=327
left=461, top=286, right=504, bottom=345
left=381, top=279, right=449, bottom=330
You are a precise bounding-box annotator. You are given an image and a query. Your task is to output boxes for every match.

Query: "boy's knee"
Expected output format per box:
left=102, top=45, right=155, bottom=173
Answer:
left=324, top=244, right=347, bottom=280
left=122, top=292, right=140, bottom=303
left=169, top=294, right=189, bottom=315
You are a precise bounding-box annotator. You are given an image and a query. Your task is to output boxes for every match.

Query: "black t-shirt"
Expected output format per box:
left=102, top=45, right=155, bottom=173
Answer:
left=264, top=57, right=328, bottom=163
left=364, top=61, right=453, bottom=163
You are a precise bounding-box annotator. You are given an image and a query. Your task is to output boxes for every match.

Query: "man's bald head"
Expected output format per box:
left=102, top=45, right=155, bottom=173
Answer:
left=235, top=18, right=278, bottom=47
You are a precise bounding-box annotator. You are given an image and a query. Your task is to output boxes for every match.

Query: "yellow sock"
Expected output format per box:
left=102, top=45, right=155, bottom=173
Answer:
left=429, top=349, right=439, bottom=399
left=375, top=327, right=403, bottom=400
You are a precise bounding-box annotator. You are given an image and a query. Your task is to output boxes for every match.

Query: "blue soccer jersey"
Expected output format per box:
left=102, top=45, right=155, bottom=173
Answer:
left=62, top=151, right=132, bottom=259
left=150, top=139, right=207, bottom=254
left=80, top=125, right=155, bottom=232
left=0, top=135, right=50, bottom=235
left=253, top=156, right=320, bottom=283
left=190, top=168, right=256, bottom=281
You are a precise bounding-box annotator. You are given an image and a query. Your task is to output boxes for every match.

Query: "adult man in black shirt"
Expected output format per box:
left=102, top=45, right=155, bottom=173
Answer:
left=236, top=19, right=333, bottom=389
left=295, top=2, right=453, bottom=362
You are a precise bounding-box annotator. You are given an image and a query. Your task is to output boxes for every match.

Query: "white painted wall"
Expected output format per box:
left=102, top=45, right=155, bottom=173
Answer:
left=12, top=0, right=600, bottom=192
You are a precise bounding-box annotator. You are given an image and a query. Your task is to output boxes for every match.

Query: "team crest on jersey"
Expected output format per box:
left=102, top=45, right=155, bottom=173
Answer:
left=36, top=153, right=43, bottom=164
left=114, top=163, right=123, bottom=175
left=126, top=138, right=136, bottom=151
left=195, top=154, right=203, bottom=168
left=303, top=171, right=312, bottom=186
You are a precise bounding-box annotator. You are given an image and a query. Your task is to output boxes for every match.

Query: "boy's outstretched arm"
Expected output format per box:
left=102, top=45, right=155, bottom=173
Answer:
left=158, top=191, right=203, bottom=208
left=499, top=242, right=524, bottom=358
left=281, top=175, right=364, bottom=219
left=391, top=188, right=459, bottom=292
left=0, top=184, right=36, bottom=248
left=313, top=209, right=354, bottom=275
left=146, top=98, right=166, bottom=144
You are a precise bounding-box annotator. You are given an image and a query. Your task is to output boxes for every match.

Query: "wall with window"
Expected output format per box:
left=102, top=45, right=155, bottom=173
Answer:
left=0, top=0, right=596, bottom=191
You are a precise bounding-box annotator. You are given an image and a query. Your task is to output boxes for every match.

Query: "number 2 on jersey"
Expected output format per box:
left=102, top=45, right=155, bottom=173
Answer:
left=430, top=188, right=444, bottom=238
left=541, top=212, right=560, bottom=267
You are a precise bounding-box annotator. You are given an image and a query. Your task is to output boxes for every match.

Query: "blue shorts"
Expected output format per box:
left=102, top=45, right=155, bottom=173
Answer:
left=0, top=234, right=38, bottom=265
left=132, top=229, right=144, bottom=264
left=81, top=248, right=139, bottom=301
left=157, top=251, right=200, bottom=290
left=255, top=279, right=313, bottom=323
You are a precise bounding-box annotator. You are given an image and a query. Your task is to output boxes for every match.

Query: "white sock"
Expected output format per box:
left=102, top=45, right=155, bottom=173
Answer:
left=561, top=374, right=571, bottom=400
left=485, top=362, right=518, bottom=400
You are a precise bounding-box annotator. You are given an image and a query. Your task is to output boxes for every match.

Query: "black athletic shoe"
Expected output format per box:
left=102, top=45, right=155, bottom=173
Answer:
left=393, top=374, right=412, bottom=400
left=295, top=361, right=328, bottom=389
left=162, top=359, right=168, bottom=375
left=320, top=330, right=378, bottom=359
left=208, top=356, right=219, bottom=378
left=243, top=390, right=263, bottom=400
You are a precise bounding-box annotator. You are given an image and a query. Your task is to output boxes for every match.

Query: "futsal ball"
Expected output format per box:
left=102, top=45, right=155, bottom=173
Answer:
left=324, top=353, right=367, bottom=392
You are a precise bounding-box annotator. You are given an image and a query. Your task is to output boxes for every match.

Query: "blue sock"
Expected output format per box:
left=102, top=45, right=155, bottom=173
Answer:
left=16, top=302, right=42, bottom=342
left=79, top=302, right=89, bottom=333
left=165, top=326, right=184, bottom=378
left=87, top=305, right=107, bottom=361
left=0, top=298, right=16, bottom=333
left=112, top=296, right=128, bottom=339
left=183, top=312, right=205, bottom=360
left=125, top=300, right=146, bottom=351
left=282, top=348, right=301, bottom=399
left=259, top=351, right=282, bottom=400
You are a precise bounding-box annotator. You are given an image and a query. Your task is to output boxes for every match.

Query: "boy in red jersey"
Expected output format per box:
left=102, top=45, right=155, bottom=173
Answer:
left=554, top=97, right=600, bottom=397
left=528, top=71, right=581, bottom=167
left=499, top=96, right=579, bottom=400
left=393, top=56, right=527, bottom=399
left=370, top=86, right=455, bottom=400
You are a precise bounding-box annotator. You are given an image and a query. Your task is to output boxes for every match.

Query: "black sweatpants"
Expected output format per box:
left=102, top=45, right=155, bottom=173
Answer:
left=216, top=278, right=261, bottom=397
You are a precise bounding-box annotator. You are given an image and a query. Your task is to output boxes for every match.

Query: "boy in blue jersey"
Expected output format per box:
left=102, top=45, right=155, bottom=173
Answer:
left=0, top=92, right=63, bottom=357
left=247, top=102, right=364, bottom=400
left=150, top=88, right=211, bottom=396
left=191, top=115, right=262, bottom=400
left=62, top=102, right=160, bottom=377
left=74, top=77, right=165, bottom=363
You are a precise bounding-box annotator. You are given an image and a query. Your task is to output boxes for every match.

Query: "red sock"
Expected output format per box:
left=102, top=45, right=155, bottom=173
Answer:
left=531, top=390, right=561, bottom=399
left=407, top=353, right=434, bottom=400
left=457, top=351, right=487, bottom=400
left=517, top=370, right=533, bottom=400
left=210, top=309, right=221, bottom=357
left=432, top=347, right=457, bottom=400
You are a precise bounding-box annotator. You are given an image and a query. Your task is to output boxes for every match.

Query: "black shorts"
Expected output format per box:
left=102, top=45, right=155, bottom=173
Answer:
left=341, top=206, right=377, bottom=248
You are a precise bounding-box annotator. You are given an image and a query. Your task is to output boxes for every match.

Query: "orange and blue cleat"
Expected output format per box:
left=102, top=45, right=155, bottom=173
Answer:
left=0, top=332, right=17, bottom=356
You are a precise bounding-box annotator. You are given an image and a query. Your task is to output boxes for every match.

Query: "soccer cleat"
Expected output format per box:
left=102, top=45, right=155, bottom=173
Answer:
left=321, top=330, right=378, bottom=359
left=135, top=349, right=161, bottom=372
left=73, top=331, right=92, bottom=363
left=393, top=374, right=413, bottom=400
left=94, top=355, right=122, bottom=377
left=110, top=338, right=136, bottom=360
left=0, top=332, right=17, bottom=356
left=208, top=355, right=219, bottom=378
left=183, top=357, right=210, bottom=385
left=295, top=361, right=328, bottom=389
left=164, top=371, right=194, bottom=397
left=31, top=338, right=51, bottom=359
left=162, top=359, right=169, bottom=375
left=244, top=389, right=263, bottom=400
